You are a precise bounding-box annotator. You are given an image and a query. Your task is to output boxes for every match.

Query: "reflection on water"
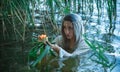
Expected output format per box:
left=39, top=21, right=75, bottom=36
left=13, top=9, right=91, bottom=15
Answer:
left=1, top=44, right=119, bottom=72
left=36, top=50, right=120, bottom=72
left=112, top=54, right=120, bottom=72
left=36, top=51, right=116, bottom=72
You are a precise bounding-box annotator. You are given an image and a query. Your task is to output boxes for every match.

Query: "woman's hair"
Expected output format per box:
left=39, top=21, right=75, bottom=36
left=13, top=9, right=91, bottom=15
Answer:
left=61, top=14, right=84, bottom=52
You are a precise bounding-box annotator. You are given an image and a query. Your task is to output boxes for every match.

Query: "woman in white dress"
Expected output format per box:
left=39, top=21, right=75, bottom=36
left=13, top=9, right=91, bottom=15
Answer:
left=45, top=14, right=108, bottom=72
left=49, top=13, right=90, bottom=58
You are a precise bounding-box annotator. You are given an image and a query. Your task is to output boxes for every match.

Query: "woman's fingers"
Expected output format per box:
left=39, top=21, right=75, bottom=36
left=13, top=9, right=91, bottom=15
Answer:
left=51, top=44, right=59, bottom=49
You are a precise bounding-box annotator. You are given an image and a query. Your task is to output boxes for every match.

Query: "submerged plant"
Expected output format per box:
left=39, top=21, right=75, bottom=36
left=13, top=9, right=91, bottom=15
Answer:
left=28, top=34, right=56, bottom=68
left=84, top=38, right=116, bottom=71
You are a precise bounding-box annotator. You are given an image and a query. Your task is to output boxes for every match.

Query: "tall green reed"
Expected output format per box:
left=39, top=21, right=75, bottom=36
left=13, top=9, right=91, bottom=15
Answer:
left=1, top=0, right=117, bottom=43
left=107, top=0, right=117, bottom=34
left=84, top=37, right=116, bottom=71
left=0, top=0, right=35, bottom=43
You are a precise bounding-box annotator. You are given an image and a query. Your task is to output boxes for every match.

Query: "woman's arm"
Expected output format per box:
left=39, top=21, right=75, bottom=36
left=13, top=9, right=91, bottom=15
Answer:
left=51, top=44, right=72, bottom=58
left=46, top=40, right=90, bottom=58
left=46, top=41, right=72, bottom=58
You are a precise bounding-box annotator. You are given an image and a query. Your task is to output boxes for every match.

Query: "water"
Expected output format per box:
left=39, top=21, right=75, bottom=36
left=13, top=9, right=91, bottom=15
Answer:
left=1, top=0, right=120, bottom=72
left=35, top=50, right=116, bottom=72
left=42, top=0, right=120, bottom=72
left=32, top=0, right=120, bottom=72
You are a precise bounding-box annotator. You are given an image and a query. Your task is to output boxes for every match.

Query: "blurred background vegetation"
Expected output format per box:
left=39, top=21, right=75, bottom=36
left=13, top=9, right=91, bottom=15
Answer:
left=0, top=0, right=119, bottom=72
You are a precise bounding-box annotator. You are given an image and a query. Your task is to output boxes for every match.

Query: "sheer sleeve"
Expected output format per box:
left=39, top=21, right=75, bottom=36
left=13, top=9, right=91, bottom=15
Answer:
left=52, top=36, right=72, bottom=58
left=72, top=40, right=90, bottom=56
left=59, top=47, right=72, bottom=58
left=59, top=40, right=90, bottom=58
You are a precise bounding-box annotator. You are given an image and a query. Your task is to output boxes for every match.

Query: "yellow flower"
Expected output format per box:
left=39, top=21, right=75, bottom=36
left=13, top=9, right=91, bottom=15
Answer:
left=38, top=34, right=47, bottom=40
left=38, top=34, right=48, bottom=42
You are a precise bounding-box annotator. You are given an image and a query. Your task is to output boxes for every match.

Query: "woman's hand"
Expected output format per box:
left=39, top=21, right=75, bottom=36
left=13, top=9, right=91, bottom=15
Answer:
left=50, top=44, right=60, bottom=53
left=38, top=34, right=60, bottom=53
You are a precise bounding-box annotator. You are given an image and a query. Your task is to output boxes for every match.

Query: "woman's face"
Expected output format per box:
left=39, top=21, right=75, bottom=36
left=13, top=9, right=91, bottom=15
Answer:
left=63, top=21, right=74, bottom=39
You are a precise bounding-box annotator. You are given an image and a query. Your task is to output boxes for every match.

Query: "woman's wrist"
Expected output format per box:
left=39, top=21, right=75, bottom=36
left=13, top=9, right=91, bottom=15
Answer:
left=51, top=44, right=60, bottom=53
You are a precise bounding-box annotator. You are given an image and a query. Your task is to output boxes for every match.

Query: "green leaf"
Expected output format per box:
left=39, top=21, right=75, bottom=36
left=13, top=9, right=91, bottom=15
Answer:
left=29, top=43, right=44, bottom=60
left=31, top=45, right=50, bottom=67
left=49, top=49, right=57, bottom=57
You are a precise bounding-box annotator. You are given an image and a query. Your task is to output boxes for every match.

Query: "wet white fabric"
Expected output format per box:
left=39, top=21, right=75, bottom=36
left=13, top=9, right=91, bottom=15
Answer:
left=53, top=35, right=90, bottom=58
left=59, top=47, right=72, bottom=58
